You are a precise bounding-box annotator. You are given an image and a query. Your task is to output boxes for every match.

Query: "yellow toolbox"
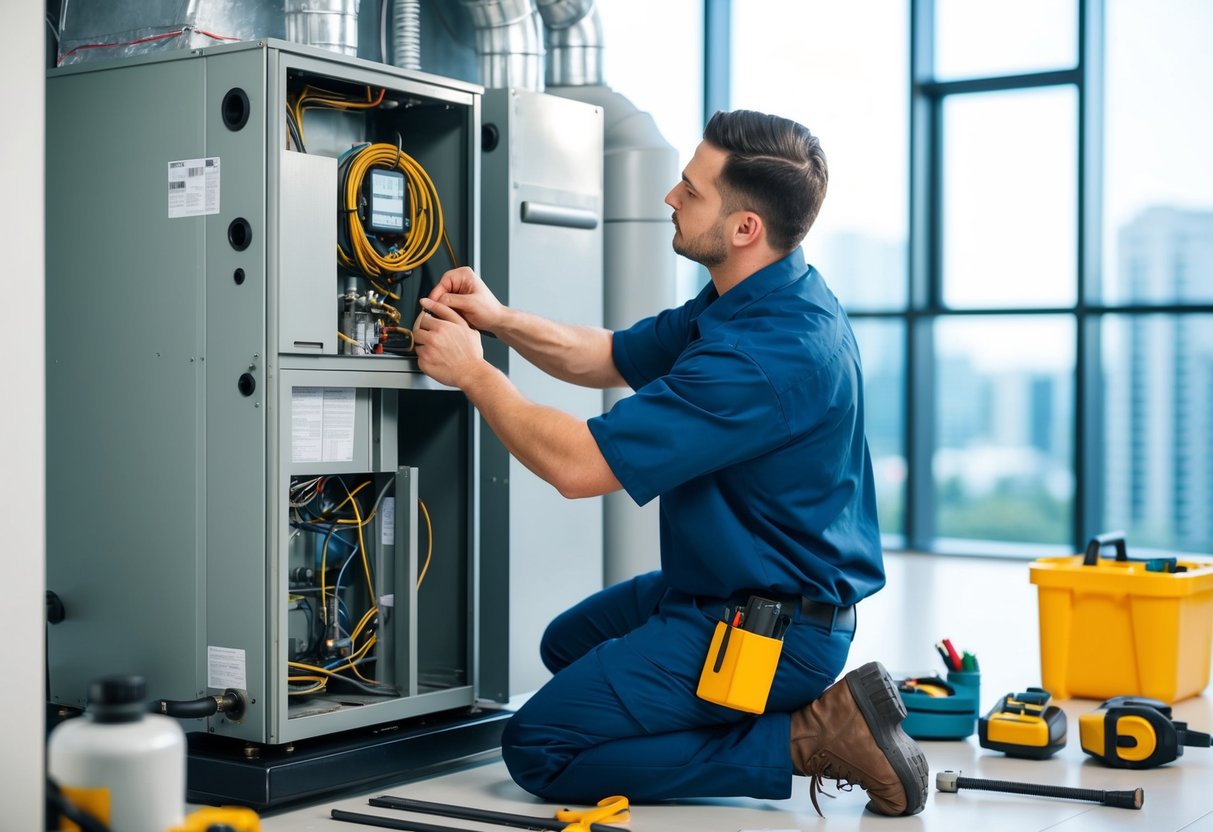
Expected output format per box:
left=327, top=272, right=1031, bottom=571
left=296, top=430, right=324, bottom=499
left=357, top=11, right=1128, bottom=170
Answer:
left=1030, top=532, right=1213, bottom=703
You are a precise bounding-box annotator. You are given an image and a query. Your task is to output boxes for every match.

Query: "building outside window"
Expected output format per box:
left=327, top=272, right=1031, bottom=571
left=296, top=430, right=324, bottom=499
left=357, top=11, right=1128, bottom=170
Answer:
left=716, top=0, right=1212, bottom=557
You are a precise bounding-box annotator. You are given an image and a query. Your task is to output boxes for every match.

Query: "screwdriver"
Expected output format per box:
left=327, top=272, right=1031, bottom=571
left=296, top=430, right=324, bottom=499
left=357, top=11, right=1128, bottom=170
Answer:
left=936, top=770, right=1143, bottom=810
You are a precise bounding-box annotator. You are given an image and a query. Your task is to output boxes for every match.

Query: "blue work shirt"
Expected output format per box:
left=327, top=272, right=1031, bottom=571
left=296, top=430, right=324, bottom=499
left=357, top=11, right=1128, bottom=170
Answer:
left=587, top=248, right=885, bottom=606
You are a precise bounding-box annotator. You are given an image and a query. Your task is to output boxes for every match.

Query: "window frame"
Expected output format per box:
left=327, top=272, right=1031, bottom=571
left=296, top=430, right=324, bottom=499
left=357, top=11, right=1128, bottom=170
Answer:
left=717, top=0, right=1213, bottom=557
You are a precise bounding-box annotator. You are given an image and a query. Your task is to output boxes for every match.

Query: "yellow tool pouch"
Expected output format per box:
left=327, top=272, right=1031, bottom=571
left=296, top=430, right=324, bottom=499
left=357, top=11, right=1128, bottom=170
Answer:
left=696, top=619, right=784, bottom=714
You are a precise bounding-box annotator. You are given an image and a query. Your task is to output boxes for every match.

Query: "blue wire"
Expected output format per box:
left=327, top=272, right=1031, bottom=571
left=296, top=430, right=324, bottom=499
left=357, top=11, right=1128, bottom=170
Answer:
left=292, top=521, right=358, bottom=550
left=332, top=550, right=359, bottom=634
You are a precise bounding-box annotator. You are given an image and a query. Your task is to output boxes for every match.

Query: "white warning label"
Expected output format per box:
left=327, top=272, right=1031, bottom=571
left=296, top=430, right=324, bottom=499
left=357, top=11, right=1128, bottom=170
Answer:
left=168, top=157, right=220, bottom=218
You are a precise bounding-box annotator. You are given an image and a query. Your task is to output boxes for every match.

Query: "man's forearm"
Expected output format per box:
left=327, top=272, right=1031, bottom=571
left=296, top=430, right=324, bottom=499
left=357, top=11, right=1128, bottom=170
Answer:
left=492, top=307, right=626, bottom=389
left=462, top=361, right=621, bottom=499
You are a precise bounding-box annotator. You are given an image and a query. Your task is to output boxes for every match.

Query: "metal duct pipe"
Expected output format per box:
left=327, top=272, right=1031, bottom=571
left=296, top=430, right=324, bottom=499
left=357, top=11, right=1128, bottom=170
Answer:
left=536, top=0, right=603, bottom=87
left=284, top=0, right=358, bottom=56
left=461, top=0, right=675, bottom=586
left=535, top=0, right=593, bottom=28
left=391, top=0, right=422, bottom=70
left=459, top=0, right=545, bottom=90
left=548, top=84, right=679, bottom=586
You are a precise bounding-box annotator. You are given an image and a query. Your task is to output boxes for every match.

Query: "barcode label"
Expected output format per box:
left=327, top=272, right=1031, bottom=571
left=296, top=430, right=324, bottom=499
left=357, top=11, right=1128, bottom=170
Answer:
left=167, top=157, right=221, bottom=218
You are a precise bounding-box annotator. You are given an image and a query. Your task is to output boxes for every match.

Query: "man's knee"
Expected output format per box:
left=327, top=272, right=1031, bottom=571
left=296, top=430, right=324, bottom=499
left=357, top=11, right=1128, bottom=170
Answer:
left=500, top=714, right=562, bottom=798
left=538, top=625, right=568, bottom=674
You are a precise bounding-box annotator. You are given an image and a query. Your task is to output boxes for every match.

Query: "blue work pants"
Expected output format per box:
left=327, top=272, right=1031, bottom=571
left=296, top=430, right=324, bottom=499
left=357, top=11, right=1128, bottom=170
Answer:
left=500, top=570, right=855, bottom=803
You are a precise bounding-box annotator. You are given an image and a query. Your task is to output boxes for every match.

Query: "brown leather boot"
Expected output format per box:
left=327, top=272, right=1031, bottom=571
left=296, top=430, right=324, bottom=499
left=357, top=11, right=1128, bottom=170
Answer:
left=790, top=661, right=928, bottom=816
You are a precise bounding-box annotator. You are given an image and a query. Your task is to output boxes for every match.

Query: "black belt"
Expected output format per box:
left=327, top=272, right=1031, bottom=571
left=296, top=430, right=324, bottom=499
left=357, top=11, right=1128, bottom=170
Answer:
left=799, top=597, right=856, bottom=634
left=709, top=593, right=856, bottom=634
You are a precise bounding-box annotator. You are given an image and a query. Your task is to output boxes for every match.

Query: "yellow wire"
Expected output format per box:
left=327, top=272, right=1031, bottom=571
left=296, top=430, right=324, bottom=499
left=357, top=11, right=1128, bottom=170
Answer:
left=367, top=278, right=401, bottom=302
left=288, top=633, right=378, bottom=685
left=417, top=498, right=433, bottom=589
left=340, top=143, right=446, bottom=278
left=350, top=606, right=378, bottom=644
left=346, top=635, right=379, bottom=684
left=292, top=484, right=436, bottom=693
left=318, top=479, right=372, bottom=623
left=339, top=480, right=377, bottom=609
left=293, top=86, right=385, bottom=145
left=442, top=231, right=459, bottom=269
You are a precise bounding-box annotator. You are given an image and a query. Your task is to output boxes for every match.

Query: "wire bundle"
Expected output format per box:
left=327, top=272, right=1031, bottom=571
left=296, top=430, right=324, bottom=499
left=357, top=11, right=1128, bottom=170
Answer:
left=285, top=85, right=387, bottom=154
left=337, top=142, right=447, bottom=283
left=286, top=476, right=433, bottom=698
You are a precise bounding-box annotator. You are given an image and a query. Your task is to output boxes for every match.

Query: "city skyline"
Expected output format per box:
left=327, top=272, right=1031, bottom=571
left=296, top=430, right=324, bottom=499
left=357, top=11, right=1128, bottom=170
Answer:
left=832, top=204, right=1212, bottom=554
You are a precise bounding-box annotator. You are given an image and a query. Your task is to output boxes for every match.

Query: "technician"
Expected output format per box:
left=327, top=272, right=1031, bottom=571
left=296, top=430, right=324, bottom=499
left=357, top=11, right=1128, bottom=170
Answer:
left=413, top=109, right=928, bottom=816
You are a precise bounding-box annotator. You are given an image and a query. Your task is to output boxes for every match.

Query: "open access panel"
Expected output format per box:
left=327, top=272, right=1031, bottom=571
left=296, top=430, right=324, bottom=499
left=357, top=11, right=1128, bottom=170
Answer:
left=45, top=39, right=502, bottom=805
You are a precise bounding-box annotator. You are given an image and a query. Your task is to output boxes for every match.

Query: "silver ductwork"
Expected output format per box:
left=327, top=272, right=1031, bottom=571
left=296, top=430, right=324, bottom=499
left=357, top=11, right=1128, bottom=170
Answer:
left=459, top=0, right=545, bottom=91
left=535, top=3, right=676, bottom=587
left=536, top=0, right=604, bottom=87
left=461, top=0, right=676, bottom=585
left=457, top=0, right=604, bottom=91
left=550, top=83, right=678, bottom=586
left=534, top=0, right=594, bottom=29
left=55, top=0, right=284, bottom=66
left=285, top=0, right=358, bottom=56
left=56, top=0, right=357, bottom=64
left=391, top=0, right=422, bottom=70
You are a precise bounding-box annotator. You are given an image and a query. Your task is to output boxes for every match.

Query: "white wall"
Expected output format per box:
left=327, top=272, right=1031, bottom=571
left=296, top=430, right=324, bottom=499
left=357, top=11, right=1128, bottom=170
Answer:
left=0, top=1, right=46, bottom=828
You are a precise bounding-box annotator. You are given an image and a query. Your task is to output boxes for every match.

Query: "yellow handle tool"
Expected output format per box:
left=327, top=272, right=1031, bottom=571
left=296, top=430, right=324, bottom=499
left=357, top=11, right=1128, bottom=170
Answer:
left=555, top=795, right=630, bottom=831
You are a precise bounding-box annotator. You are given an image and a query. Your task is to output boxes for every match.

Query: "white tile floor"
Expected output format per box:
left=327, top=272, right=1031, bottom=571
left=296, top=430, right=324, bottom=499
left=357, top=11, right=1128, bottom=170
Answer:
left=258, top=552, right=1213, bottom=832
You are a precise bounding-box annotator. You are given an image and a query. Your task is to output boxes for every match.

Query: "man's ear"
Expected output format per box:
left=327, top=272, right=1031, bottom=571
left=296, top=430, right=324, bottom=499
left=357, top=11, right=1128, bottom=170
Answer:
left=731, top=211, right=765, bottom=247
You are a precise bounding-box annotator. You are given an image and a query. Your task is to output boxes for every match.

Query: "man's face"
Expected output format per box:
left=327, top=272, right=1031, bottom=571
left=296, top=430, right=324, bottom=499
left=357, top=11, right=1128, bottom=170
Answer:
left=665, top=142, right=730, bottom=268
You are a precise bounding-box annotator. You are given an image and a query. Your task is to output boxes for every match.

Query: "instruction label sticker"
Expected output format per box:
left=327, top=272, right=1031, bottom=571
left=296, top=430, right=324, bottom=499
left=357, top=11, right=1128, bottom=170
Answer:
left=207, top=645, right=246, bottom=689
left=381, top=497, right=396, bottom=545
left=291, top=387, right=356, bottom=463
left=167, top=157, right=220, bottom=218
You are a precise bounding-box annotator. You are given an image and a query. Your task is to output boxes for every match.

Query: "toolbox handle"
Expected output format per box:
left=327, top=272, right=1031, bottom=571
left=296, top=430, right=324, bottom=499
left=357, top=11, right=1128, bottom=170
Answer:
left=1083, top=531, right=1128, bottom=566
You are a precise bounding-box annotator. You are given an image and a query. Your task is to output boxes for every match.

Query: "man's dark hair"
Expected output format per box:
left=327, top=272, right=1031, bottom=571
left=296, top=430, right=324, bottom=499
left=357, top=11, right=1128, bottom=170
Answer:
left=702, top=109, right=828, bottom=253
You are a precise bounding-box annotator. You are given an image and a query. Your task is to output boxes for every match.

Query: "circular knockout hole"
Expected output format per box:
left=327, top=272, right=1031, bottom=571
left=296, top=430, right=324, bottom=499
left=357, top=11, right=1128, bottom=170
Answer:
left=233, top=267, right=246, bottom=285
left=228, top=218, right=252, bottom=251
left=237, top=373, right=256, bottom=397
left=222, top=88, right=250, bottom=131
left=482, top=123, right=500, bottom=153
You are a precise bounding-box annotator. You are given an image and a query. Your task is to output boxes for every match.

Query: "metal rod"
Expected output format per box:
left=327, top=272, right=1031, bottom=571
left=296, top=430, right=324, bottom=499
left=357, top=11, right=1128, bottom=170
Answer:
left=936, top=770, right=1143, bottom=810
left=332, top=808, right=481, bottom=832
left=368, top=795, right=628, bottom=832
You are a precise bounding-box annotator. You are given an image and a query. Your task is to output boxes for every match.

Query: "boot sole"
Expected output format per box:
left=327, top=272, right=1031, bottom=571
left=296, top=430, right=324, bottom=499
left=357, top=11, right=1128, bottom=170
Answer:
left=844, top=661, right=929, bottom=816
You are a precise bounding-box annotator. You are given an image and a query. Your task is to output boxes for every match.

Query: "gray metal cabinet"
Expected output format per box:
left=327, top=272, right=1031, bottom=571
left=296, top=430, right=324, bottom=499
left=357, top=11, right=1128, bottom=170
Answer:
left=46, top=40, right=482, bottom=747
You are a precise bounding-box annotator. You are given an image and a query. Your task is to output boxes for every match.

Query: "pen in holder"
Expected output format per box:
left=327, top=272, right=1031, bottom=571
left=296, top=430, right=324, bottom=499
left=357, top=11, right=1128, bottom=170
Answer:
left=696, top=596, right=788, bottom=714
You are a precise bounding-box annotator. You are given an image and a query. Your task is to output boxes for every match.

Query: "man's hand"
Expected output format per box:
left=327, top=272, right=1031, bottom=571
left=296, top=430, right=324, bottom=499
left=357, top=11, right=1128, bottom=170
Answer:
left=427, top=266, right=506, bottom=334
left=414, top=297, right=486, bottom=389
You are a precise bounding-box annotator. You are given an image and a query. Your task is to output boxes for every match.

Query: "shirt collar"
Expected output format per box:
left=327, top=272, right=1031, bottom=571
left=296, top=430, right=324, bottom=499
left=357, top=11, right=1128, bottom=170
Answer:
left=693, top=248, right=809, bottom=336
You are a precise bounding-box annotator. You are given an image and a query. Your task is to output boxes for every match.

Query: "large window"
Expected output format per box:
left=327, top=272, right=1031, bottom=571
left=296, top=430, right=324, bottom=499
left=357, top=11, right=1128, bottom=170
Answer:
left=940, top=87, right=1077, bottom=309
left=1099, top=0, right=1213, bottom=553
left=599, top=0, right=705, bottom=301
left=726, top=0, right=1213, bottom=557
left=731, top=0, right=910, bottom=543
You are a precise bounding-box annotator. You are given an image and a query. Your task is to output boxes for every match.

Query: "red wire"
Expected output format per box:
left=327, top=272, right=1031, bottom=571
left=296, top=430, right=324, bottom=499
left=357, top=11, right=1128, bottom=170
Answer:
left=193, top=29, right=241, bottom=43
left=57, top=27, right=239, bottom=66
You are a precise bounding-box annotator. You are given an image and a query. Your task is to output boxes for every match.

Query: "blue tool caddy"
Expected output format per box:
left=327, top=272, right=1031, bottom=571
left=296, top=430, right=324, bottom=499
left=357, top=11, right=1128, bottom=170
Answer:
left=899, top=670, right=981, bottom=740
